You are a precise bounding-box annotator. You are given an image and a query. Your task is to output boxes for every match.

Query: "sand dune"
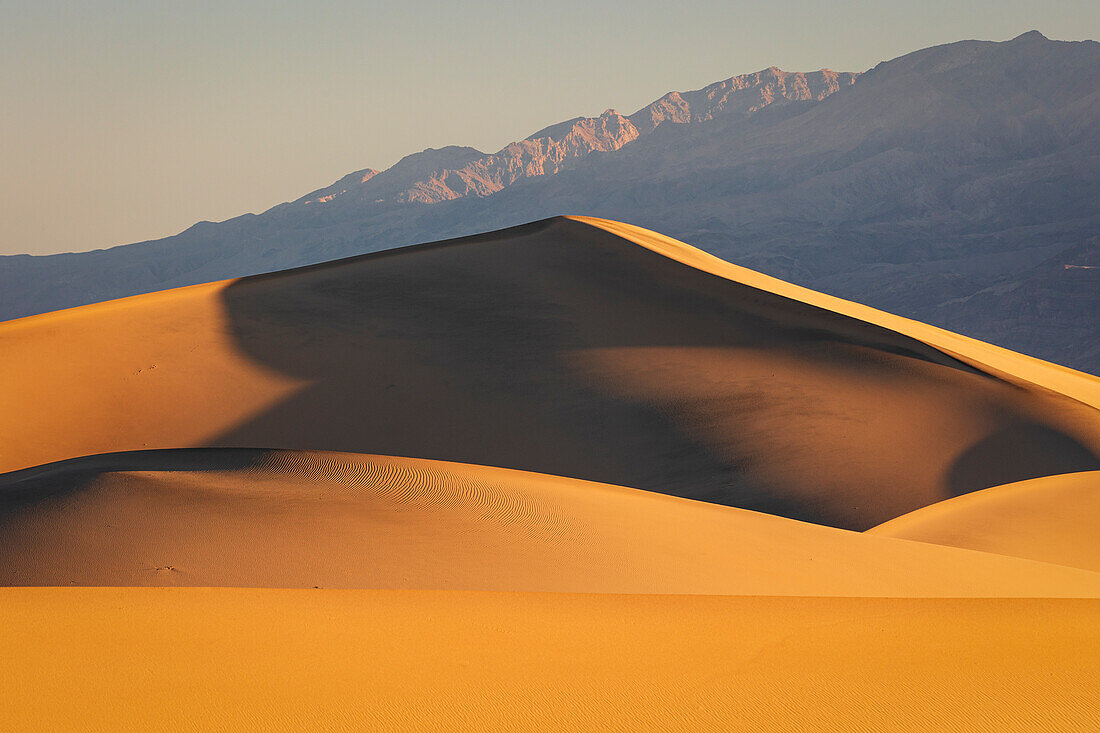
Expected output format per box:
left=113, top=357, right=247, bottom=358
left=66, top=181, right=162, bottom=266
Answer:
left=575, top=217, right=1100, bottom=409
left=4, top=448, right=1100, bottom=595
left=2, top=216, right=1099, bottom=729
left=868, top=470, right=1100, bottom=572
left=2, top=590, right=1098, bottom=732
left=2, top=217, right=1097, bottom=530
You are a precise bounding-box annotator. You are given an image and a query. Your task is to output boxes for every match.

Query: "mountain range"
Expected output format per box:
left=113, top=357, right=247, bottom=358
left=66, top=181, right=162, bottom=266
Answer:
left=1, top=30, right=1097, bottom=373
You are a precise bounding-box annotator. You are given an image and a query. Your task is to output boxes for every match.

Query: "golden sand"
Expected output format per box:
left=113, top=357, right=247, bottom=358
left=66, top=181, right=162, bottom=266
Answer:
left=869, top=470, right=1100, bottom=572
left=1, top=590, right=1097, bottom=732
left=2, top=217, right=1099, bottom=729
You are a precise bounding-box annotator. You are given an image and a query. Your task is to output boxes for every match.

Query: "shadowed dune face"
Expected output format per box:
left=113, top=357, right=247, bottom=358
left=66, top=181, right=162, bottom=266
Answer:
left=945, top=424, right=1099, bottom=496
left=212, top=218, right=1100, bottom=529
left=1, top=217, right=1099, bottom=530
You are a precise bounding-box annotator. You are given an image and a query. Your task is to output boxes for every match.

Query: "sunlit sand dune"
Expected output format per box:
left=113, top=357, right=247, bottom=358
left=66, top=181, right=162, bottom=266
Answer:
left=4, top=448, right=1099, bottom=595
left=1, top=590, right=1098, bottom=732
left=869, top=470, right=1100, bottom=572
left=2, top=217, right=1097, bottom=530
left=2, top=216, right=1099, bottom=730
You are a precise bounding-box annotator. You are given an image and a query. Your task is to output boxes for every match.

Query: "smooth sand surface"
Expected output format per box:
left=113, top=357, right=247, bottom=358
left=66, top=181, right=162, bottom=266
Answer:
left=5, top=449, right=1100, bottom=595
left=0, top=279, right=306, bottom=474
left=2, top=217, right=1098, bottom=530
left=869, top=471, right=1100, bottom=572
left=1, top=589, right=1098, bottom=732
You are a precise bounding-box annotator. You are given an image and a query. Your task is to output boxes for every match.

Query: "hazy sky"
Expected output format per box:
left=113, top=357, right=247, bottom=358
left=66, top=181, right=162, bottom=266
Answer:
left=2, top=1, right=1098, bottom=255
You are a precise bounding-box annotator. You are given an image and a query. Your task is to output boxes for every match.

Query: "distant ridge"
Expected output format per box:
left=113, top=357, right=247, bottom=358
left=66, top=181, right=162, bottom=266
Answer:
left=297, top=68, right=858, bottom=207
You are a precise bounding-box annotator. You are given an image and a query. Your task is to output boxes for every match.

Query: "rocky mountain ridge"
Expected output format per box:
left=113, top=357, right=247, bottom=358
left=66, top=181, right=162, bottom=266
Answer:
left=298, top=67, right=858, bottom=207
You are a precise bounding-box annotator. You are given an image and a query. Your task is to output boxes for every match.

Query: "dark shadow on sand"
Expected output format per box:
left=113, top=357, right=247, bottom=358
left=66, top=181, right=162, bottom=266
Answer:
left=199, top=217, right=1100, bottom=530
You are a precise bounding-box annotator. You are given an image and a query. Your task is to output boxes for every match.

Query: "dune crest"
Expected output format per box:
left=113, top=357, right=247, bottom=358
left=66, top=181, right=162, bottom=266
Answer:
left=570, top=216, right=1100, bottom=408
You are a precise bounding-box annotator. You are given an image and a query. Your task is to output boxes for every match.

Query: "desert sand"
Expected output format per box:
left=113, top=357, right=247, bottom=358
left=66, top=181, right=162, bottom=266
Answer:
left=2, top=217, right=1098, bottom=729
left=2, top=590, right=1098, bottom=732
left=869, top=470, right=1100, bottom=572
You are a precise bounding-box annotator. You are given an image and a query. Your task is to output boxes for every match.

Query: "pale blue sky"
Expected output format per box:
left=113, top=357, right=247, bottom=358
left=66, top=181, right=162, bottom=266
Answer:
left=2, top=1, right=1097, bottom=255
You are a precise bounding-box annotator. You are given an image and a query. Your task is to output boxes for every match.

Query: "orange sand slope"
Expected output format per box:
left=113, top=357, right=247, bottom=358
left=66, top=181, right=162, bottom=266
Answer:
left=1, top=590, right=1098, bottom=733
left=5, top=448, right=1100, bottom=595
left=2, top=216, right=1098, bottom=531
left=869, top=470, right=1100, bottom=572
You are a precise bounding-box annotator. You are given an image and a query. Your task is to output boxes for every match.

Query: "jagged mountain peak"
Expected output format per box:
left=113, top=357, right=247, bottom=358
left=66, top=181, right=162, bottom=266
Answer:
left=300, top=66, right=859, bottom=207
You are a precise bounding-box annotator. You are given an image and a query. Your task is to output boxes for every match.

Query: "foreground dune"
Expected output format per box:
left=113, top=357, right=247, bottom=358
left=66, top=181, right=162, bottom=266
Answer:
left=1, top=590, right=1098, bottom=732
left=868, top=470, right=1100, bottom=572
left=2, top=217, right=1098, bottom=530
left=5, top=449, right=1100, bottom=595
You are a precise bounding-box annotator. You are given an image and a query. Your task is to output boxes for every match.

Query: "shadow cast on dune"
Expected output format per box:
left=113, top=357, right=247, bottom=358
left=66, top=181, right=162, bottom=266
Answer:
left=208, top=218, right=1100, bottom=530
left=0, top=449, right=270, bottom=519
left=947, top=423, right=1100, bottom=498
